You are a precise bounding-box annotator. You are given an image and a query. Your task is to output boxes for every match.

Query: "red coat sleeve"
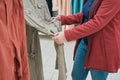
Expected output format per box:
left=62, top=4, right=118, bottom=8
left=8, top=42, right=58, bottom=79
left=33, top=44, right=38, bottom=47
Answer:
left=64, top=0, right=120, bottom=41
left=61, top=12, right=83, bottom=25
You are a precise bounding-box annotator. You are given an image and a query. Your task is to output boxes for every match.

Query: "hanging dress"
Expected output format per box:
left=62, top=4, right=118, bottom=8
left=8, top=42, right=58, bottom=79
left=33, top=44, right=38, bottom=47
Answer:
left=0, top=0, right=30, bottom=80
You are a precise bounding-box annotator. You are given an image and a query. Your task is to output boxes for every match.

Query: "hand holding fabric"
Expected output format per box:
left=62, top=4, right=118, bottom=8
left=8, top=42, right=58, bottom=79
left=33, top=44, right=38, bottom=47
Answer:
left=52, top=31, right=67, bottom=44
left=55, top=15, right=61, bottom=21
left=51, top=15, right=61, bottom=23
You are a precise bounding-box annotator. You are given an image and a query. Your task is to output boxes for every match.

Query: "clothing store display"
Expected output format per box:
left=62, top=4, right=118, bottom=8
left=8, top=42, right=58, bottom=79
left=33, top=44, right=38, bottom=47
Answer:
left=0, top=0, right=30, bottom=80
left=24, top=0, right=67, bottom=80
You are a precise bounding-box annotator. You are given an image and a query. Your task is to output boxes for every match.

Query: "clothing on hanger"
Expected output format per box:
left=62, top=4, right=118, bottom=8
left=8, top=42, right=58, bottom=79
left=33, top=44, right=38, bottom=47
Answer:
left=72, top=0, right=84, bottom=14
left=56, top=0, right=72, bottom=15
left=0, top=0, right=30, bottom=80
left=24, top=0, right=67, bottom=80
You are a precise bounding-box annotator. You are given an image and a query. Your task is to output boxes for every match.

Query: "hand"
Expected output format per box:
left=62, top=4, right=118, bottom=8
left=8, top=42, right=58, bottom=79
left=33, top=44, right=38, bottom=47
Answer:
left=51, top=15, right=61, bottom=22
left=52, top=31, right=66, bottom=45
left=55, top=15, right=61, bottom=20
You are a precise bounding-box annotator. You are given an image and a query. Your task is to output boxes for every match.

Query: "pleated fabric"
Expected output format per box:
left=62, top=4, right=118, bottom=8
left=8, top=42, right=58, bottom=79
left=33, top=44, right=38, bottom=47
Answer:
left=56, top=0, right=72, bottom=15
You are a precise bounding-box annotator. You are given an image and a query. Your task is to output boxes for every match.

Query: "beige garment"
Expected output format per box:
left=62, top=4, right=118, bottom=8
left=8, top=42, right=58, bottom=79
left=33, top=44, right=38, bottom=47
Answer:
left=52, top=0, right=58, bottom=11
left=54, top=43, right=67, bottom=80
left=56, top=0, right=72, bottom=30
left=24, top=0, right=67, bottom=80
left=57, top=0, right=72, bottom=15
left=26, top=26, right=44, bottom=80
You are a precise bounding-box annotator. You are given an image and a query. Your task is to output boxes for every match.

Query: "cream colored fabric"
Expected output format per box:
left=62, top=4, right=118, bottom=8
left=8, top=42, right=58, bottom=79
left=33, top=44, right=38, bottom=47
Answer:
left=56, top=0, right=72, bottom=30
left=24, top=0, right=59, bottom=35
left=24, top=0, right=67, bottom=80
left=56, top=0, right=72, bottom=15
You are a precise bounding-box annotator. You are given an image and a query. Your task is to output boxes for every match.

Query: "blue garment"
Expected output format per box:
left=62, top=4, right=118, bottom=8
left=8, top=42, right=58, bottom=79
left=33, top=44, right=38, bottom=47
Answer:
left=72, top=0, right=84, bottom=14
left=72, top=0, right=109, bottom=80
left=72, top=40, right=108, bottom=80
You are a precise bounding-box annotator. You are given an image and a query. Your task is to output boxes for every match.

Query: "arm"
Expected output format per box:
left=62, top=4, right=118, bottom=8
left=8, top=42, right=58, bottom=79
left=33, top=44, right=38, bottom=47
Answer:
left=61, top=12, right=83, bottom=25
left=64, top=0, right=120, bottom=41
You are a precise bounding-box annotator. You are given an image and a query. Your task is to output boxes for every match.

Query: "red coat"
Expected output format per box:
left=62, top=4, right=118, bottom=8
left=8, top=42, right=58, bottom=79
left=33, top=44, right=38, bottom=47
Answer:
left=0, top=0, right=30, bottom=80
left=61, top=0, right=120, bottom=73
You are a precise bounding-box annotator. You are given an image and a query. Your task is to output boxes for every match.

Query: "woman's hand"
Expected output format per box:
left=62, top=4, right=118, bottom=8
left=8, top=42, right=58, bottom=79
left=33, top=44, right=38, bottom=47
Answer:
left=52, top=31, right=66, bottom=45
left=51, top=15, right=61, bottom=22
